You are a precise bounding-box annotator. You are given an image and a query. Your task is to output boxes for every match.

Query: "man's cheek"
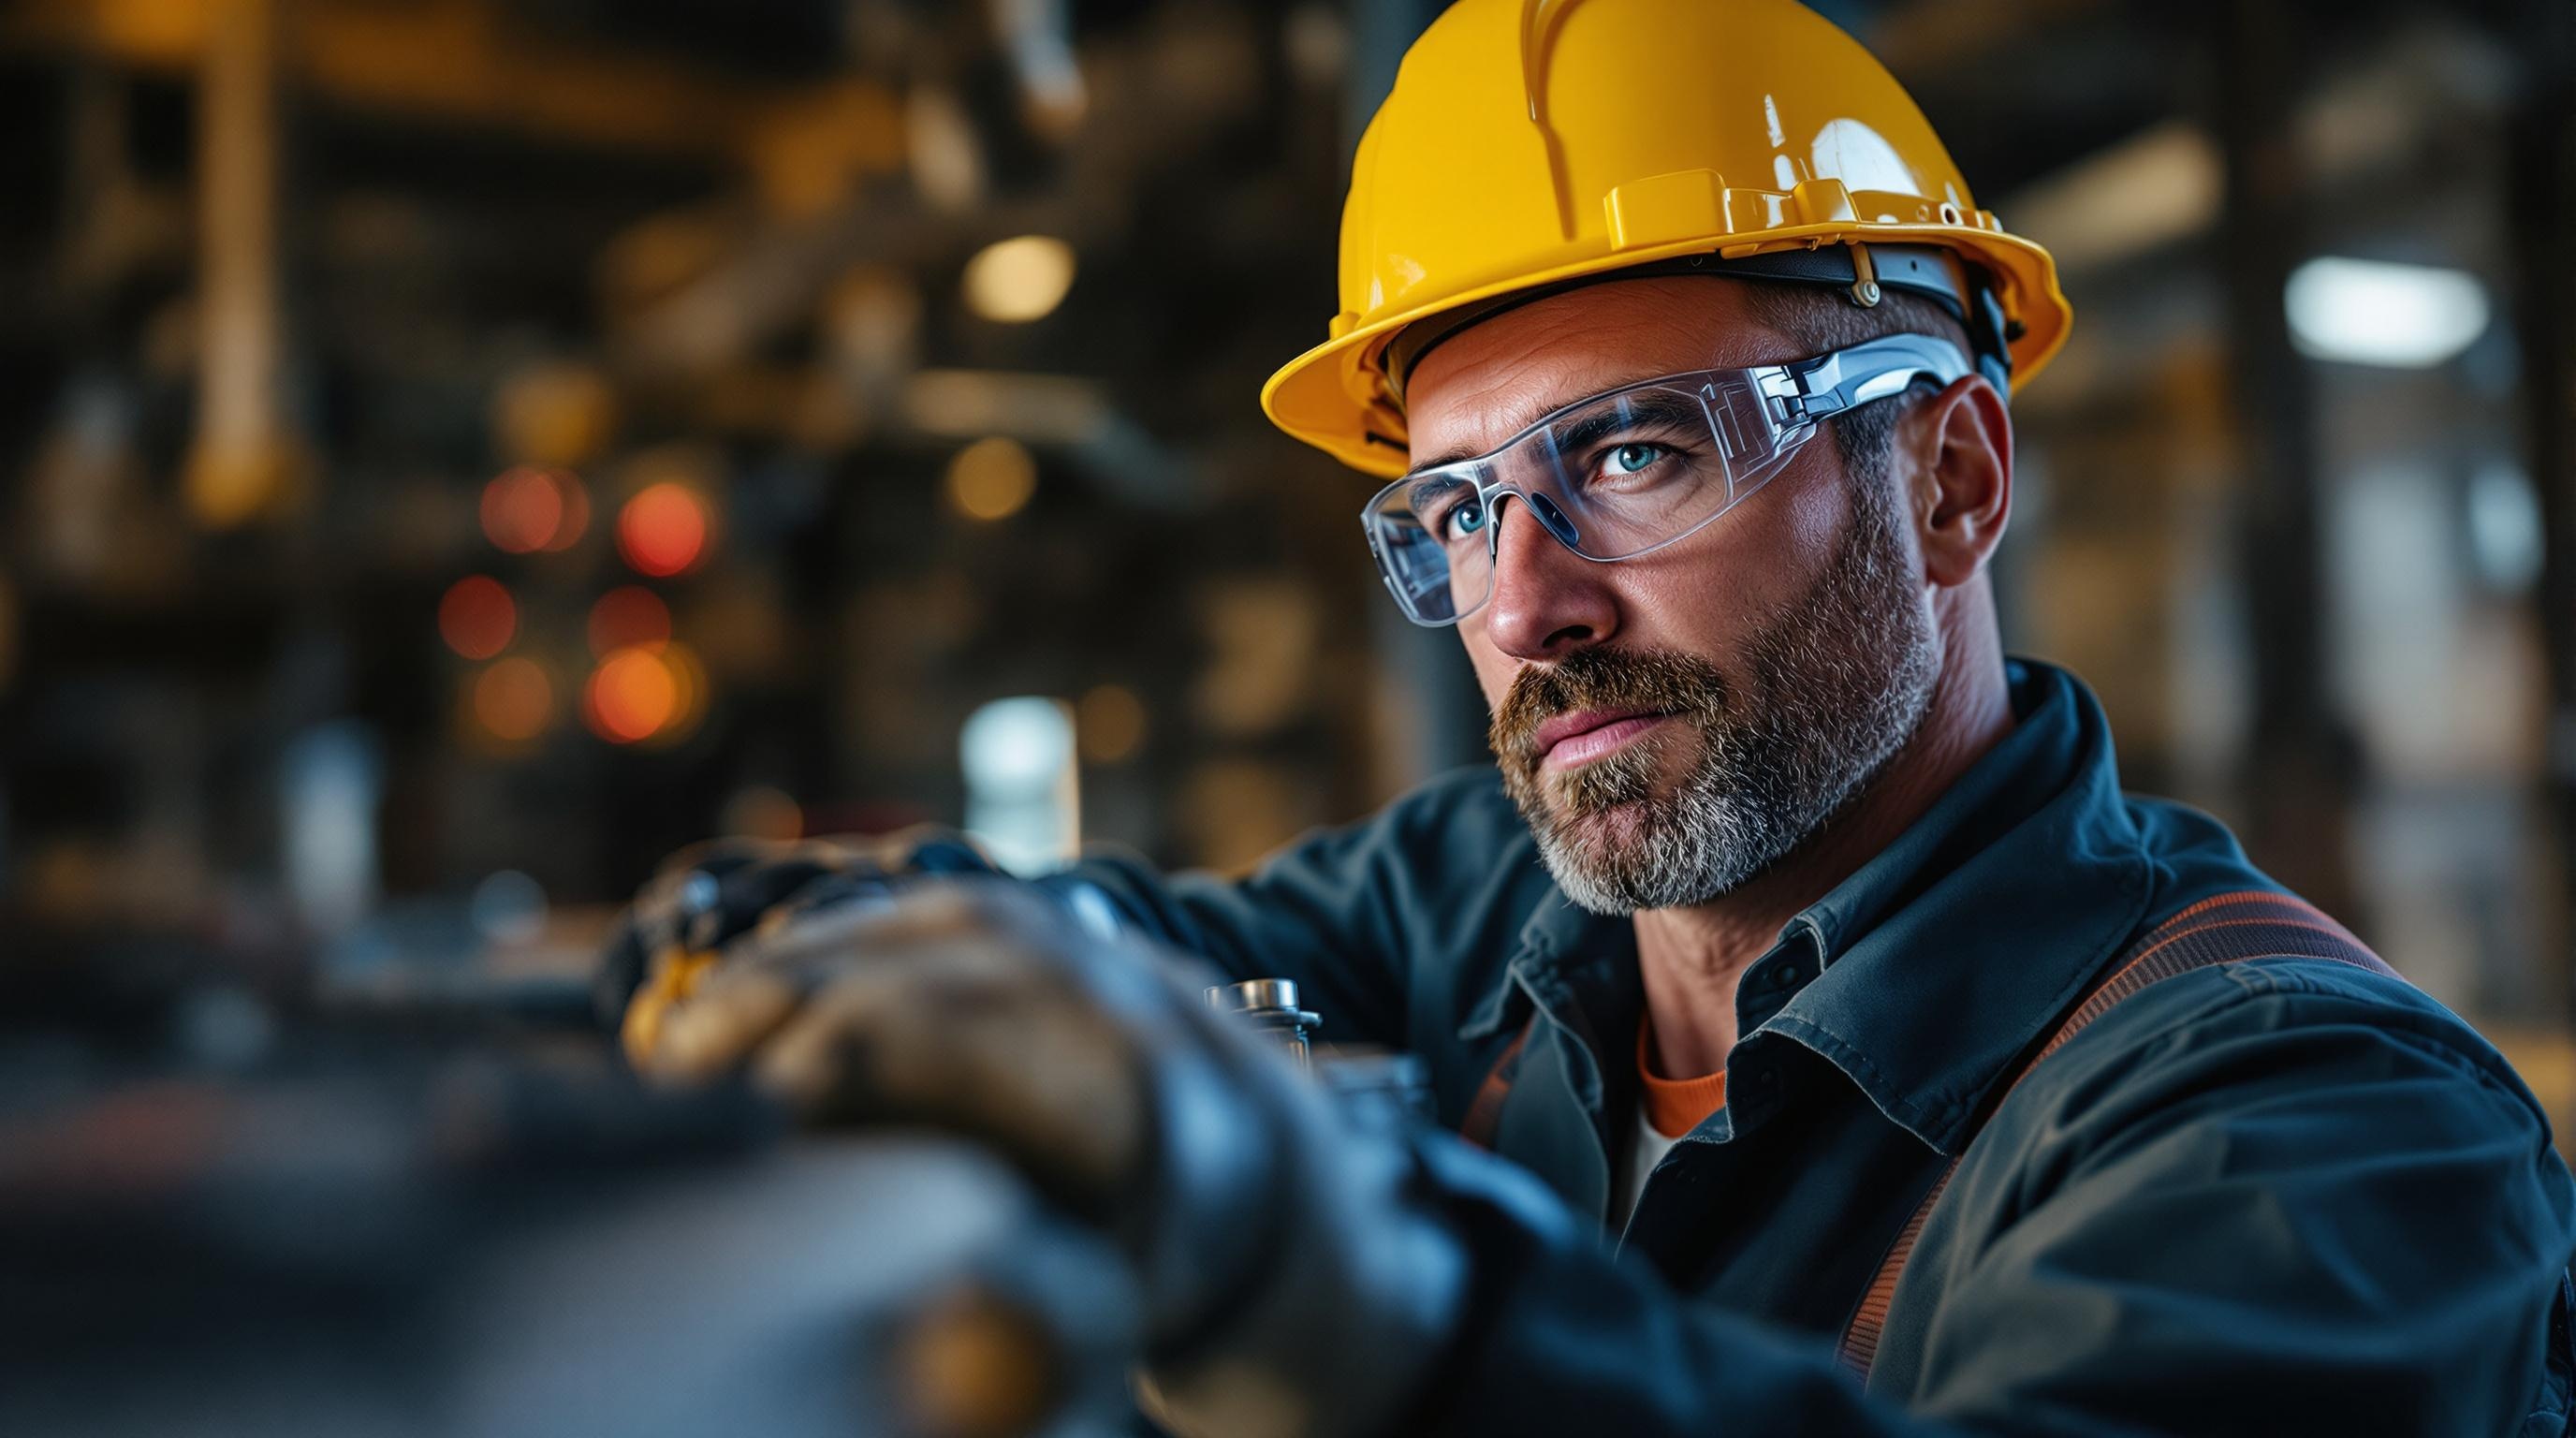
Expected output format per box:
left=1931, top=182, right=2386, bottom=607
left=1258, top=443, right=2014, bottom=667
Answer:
left=1457, top=628, right=1513, bottom=707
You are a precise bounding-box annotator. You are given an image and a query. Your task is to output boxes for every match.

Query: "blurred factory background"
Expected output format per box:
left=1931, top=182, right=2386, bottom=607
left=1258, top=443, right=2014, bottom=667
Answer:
left=2, top=0, right=2571, bottom=1079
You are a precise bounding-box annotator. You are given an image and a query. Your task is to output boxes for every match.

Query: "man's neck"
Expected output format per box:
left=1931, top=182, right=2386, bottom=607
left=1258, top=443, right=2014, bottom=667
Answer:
left=1634, top=626, right=2015, bottom=1078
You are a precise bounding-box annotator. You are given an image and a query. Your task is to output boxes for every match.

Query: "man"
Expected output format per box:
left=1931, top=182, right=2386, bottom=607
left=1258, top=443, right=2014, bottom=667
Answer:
left=619, top=1, right=2576, bottom=1432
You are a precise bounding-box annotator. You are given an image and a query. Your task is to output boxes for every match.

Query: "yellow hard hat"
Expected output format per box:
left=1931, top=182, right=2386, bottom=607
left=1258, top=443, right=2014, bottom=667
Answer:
left=1262, top=0, right=2073, bottom=477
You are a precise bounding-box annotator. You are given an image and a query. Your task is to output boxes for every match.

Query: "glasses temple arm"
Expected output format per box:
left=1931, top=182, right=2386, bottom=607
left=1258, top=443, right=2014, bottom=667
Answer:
left=1770, top=334, right=1974, bottom=424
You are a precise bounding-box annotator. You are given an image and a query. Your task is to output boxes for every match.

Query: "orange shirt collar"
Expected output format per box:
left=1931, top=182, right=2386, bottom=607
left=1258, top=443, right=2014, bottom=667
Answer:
left=1638, top=1016, right=1727, bottom=1139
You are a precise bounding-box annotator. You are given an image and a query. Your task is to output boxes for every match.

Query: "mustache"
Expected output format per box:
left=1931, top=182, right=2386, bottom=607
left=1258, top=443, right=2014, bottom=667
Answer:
left=1489, top=647, right=1733, bottom=766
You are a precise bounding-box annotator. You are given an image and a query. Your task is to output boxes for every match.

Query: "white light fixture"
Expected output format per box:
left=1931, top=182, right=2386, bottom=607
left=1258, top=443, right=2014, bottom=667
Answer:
left=961, top=697, right=1079, bottom=873
left=2466, top=460, right=2544, bottom=593
left=962, top=235, right=1077, bottom=323
left=2284, top=257, right=2490, bottom=369
left=283, top=722, right=381, bottom=936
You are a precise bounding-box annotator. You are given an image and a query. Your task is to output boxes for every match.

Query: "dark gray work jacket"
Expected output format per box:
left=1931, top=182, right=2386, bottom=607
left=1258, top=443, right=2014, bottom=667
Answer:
left=1066, top=659, right=2576, bottom=1434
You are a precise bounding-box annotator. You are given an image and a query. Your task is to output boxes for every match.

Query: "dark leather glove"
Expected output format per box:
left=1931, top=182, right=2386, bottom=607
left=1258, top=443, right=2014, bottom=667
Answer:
left=596, top=829, right=1002, bottom=1064
left=631, top=879, right=1468, bottom=1438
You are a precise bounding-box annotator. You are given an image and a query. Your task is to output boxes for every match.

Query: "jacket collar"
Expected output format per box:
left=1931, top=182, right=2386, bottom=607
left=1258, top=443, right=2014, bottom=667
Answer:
left=1457, top=888, right=1620, bottom=1043
left=1461, top=659, right=2153, bottom=1154
left=1762, top=661, right=2153, bottom=1152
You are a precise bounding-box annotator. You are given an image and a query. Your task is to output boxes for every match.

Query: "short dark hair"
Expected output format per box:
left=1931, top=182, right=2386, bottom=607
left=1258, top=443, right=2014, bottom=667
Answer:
left=1736, top=282, right=1974, bottom=491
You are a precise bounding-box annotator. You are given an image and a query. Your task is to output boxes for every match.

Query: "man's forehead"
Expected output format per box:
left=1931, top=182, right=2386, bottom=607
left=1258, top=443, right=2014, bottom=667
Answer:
left=1401, top=277, right=1787, bottom=469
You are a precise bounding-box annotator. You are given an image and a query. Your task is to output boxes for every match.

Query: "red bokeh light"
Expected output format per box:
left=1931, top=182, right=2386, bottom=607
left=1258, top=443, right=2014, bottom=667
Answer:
left=481, top=467, right=562, bottom=553
left=480, top=466, right=589, bottom=553
left=543, top=471, right=592, bottom=552
left=587, top=585, right=672, bottom=656
left=615, top=482, right=710, bottom=578
left=438, top=576, right=517, bottom=659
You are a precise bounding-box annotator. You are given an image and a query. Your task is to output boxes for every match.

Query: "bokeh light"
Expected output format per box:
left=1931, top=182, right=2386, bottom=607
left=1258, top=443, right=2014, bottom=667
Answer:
left=469, top=870, right=549, bottom=946
left=588, top=585, right=673, bottom=656
left=544, top=471, right=593, bottom=552
left=472, top=657, right=554, bottom=743
left=1076, top=683, right=1149, bottom=764
left=481, top=466, right=590, bottom=553
left=616, top=482, right=710, bottom=578
left=586, top=647, right=675, bottom=742
left=2284, top=256, right=2491, bottom=369
left=492, top=361, right=618, bottom=468
left=961, top=235, right=1076, bottom=322
left=959, top=697, right=1078, bottom=873
left=438, top=576, right=517, bottom=660
left=945, top=437, right=1037, bottom=521
left=584, top=641, right=708, bottom=745
left=660, top=641, right=710, bottom=741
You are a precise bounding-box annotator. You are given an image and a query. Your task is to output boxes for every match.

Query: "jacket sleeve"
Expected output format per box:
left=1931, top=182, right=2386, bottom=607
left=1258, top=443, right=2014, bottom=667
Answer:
left=1046, top=769, right=1536, bottom=1051
left=1402, top=962, right=2576, bottom=1436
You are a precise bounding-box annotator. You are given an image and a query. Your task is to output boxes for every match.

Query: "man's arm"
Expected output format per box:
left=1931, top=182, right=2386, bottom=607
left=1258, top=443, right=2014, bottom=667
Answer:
left=633, top=885, right=2575, bottom=1435
left=1054, top=766, right=1536, bottom=1050
left=1414, top=961, right=2576, bottom=1435
left=1053, top=829, right=1412, bottom=1048
left=603, top=767, right=1530, bottom=1056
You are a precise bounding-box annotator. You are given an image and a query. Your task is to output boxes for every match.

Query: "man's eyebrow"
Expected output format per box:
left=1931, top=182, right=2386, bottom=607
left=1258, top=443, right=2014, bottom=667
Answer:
left=1405, top=388, right=1707, bottom=479
left=1548, top=392, right=1705, bottom=459
left=1404, top=388, right=1584, bottom=477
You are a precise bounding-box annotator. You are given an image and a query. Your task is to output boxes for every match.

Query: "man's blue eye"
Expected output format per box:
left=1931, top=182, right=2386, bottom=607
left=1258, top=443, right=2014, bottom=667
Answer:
left=1608, top=443, right=1664, bottom=475
left=1442, top=500, right=1486, bottom=539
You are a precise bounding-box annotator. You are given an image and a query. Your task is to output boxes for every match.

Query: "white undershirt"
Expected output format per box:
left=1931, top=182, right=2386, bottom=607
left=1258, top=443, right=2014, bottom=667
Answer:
left=1614, top=1098, right=1688, bottom=1228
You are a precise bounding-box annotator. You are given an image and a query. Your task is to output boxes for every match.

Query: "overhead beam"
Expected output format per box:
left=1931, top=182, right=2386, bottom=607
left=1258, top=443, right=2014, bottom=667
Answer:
left=184, top=0, right=290, bottom=530
left=2, top=0, right=901, bottom=169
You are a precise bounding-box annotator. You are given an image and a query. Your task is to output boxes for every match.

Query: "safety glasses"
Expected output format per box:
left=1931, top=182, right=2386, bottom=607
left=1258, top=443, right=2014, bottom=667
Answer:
left=1360, top=333, right=1971, bottom=626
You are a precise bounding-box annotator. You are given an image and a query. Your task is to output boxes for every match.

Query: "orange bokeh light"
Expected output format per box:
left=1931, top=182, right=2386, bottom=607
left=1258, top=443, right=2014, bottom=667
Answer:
left=585, top=645, right=680, bottom=743
left=616, top=482, right=710, bottom=578
left=588, top=585, right=672, bottom=656
left=438, top=575, right=517, bottom=660
left=473, top=657, right=554, bottom=742
left=481, top=466, right=589, bottom=553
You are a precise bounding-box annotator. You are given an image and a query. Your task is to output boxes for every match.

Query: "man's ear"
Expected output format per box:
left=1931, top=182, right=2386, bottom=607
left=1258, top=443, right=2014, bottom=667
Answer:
left=1901, top=374, right=2012, bottom=589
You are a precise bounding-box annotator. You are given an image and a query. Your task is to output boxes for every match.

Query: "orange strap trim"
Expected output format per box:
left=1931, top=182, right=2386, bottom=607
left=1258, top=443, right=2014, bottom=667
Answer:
left=1834, top=890, right=2396, bottom=1382
left=1460, top=1018, right=1536, bottom=1151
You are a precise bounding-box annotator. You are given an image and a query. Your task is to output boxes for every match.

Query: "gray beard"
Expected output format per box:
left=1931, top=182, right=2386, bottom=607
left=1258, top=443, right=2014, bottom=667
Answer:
left=1513, top=494, right=1942, bottom=917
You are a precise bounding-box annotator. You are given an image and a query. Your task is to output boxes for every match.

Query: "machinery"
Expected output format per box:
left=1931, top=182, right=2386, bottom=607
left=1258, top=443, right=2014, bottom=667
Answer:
left=0, top=968, right=1143, bottom=1438
left=2, top=897, right=1428, bottom=1438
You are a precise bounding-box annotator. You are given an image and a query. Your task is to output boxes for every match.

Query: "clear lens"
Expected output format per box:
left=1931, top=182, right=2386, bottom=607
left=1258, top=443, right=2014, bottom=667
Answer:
left=1364, top=373, right=1790, bottom=626
left=1367, top=476, right=1482, bottom=624
left=1360, top=336, right=1971, bottom=627
left=1528, top=383, right=1738, bottom=556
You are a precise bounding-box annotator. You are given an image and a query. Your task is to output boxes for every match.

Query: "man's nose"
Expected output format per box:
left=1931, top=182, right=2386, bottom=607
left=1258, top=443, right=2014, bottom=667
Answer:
left=1477, top=492, right=1619, bottom=661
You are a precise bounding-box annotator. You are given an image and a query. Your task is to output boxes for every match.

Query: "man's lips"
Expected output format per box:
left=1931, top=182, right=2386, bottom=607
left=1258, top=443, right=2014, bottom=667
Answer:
left=1532, top=709, right=1674, bottom=770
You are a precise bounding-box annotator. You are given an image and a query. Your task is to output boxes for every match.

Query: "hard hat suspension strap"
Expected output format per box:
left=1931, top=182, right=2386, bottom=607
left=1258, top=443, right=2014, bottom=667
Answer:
left=1382, top=242, right=2016, bottom=402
